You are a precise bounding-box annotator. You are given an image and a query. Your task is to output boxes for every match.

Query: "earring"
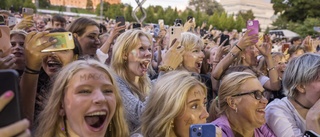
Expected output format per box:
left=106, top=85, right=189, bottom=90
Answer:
left=235, top=107, right=238, bottom=113
left=109, top=122, right=112, bottom=131
left=170, top=121, right=174, bottom=128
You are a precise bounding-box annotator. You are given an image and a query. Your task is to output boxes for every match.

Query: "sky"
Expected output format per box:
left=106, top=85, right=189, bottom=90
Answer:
left=121, top=0, right=271, bottom=11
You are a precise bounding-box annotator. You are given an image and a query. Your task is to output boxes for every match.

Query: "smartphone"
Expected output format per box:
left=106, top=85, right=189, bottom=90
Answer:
left=0, top=15, right=5, bottom=25
left=0, top=70, right=22, bottom=128
left=304, top=130, right=319, bottom=137
left=190, top=123, right=216, bottom=137
left=116, top=16, right=125, bottom=33
left=0, top=25, right=11, bottom=56
left=153, top=24, right=160, bottom=38
left=132, top=23, right=141, bottom=29
left=8, top=17, right=16, bottom=27
left=247, top=20, right=259, bottom=36
left=36, top=32, right=75, bottom=53
left=169, top=26, right=183, bottom=47
left=22, top=8, right=34, bottom=17
left=282, top=43, right=290, bottom=53
left=158, top=19, right=164, bottom=25
left=174, top=19, right=183, bottom=26
left=219, top=34, right=230, bottom=46
left=187, top=16, right=193, bottom=22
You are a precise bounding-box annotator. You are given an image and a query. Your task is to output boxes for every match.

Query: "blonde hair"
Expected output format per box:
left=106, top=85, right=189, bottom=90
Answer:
left=35, top=59, right=129, bottom=137
left=141, top=71, right=207, bottom=137
left=181, top=32, right=204, bottom=51
left=111, top=29, right=152, bottom=101
left=208, top=72, right=256, bottom=121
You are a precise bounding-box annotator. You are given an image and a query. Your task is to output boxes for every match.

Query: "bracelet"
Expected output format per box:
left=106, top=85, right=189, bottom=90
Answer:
left=267, top=67, right=276, bottom=72
left=235, top=44, right=243, bottom=51
left=229, top=52, right=237, bottom=59
left=24, top=69, right=40, bottom=74
left=25, top=66, right=41, bottom=74
left=158, top=65, right=174, bottom=72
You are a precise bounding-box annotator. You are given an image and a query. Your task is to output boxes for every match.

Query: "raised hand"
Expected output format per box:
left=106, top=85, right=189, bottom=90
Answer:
left=161, top=39, right=185, bottom=70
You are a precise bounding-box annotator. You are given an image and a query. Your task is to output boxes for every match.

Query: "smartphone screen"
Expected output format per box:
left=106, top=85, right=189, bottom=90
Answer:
left=38, top=32, right=75, bottom=52
left=282, top=43, right=290, bottom=53
left=0, top=15, right=5, bottom=25
left=0, top=70, right=22, bottom=127
left=190, top=123, right=216, bottom=137
left=219, top=34, right=230, bottom=46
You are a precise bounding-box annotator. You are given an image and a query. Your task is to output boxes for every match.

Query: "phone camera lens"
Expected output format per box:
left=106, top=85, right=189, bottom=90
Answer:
left=197, top=132, right=202, bottom=136
left=192, top=128, right=197, bottom=132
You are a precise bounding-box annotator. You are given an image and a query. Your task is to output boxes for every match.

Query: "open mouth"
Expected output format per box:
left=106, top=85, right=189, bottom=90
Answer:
left=256, top=108, right=265, bottom=114
left=13, top=52, right=23, bottom=57
left=47, top=60, right=62, bottom=70
left=84, top=111, right=107, bottom=130
left=196, top=61, right=203, bottom=68
left=140, top=60, right=150, bottom=71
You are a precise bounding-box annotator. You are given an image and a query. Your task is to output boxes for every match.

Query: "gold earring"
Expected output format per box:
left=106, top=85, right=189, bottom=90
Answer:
left=170, top=121, right=174, bottom=128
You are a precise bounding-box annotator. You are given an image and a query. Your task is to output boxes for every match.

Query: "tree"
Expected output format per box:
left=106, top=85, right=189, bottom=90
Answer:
left=86, top=0, right=93, bottom=11
left=189, top=0, right=224, bottom=15
left=288, top=18, right=320, bottom=37
left=272, top=0, right=320, bottom=23
left=39, top=0, right=51, bottom=8
left=238, top=10, right=255, bottom=22
left=234, top=15, right=246, bottom=32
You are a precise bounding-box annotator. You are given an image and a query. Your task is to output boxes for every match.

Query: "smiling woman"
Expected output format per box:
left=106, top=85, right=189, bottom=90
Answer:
left=209, top=72, right=275, bottom=137
left=35, top=59, right=129, bottom=137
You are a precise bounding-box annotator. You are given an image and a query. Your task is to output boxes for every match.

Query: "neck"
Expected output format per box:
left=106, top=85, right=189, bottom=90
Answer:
left=127, top=72, right=140, bottom=86
left=289, top=97, right=309, bottom=119
left=228, top=114, right=255, bottom=137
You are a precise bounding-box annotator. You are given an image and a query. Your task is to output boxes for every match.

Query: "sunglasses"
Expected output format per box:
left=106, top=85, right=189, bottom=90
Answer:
left=231, top=90, right=267, bottom=100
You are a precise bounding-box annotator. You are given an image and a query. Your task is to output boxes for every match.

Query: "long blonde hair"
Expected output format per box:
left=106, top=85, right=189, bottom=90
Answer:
left=35, top=59, right=129, bottom=137
left=111, top=29, right=152, bottom=101
left=141, top=71, right=207, bottom=137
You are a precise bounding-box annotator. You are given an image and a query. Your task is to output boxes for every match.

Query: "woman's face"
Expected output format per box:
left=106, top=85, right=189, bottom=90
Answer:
left=10, top=34, right=25, bottom=69
left=234, top=78, right=268, bottom=128
left=243, top=45, right=259, bottom=66
left=42, top=50, right=75, bottom=77
left=183, top=44, right=205, bottom=73
left=126, top=36, right=152, bottom=79
left=304, top=78, right=320, bottom=107
left=273, top=56, right=287, bottom=79
left=174, top=84, right=208, bottom=137
left=63, top=67, right=116, bottom=137
left=77, top=25, right=101, bottom=56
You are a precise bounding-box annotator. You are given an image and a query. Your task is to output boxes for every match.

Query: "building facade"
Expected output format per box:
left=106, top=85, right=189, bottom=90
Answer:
left=50, top=0, right=120, bottom=9
left=218, top=0, right=275, bottom=31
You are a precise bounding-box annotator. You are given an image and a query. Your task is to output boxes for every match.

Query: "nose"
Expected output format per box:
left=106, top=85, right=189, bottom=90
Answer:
left=260, top=96, right=268, bottom=104
left=200, top=51, right=205, bottom=58
left=93, top=90, right=106, bottom=105
left=145, top=49, right=152, bottom=57
left=199, top=107, right=209, bottom=120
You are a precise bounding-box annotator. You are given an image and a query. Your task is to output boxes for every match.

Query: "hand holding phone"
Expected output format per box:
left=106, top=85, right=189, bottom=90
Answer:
left=22, top=8, right=34, bottom=18
left=169, top=26, right=183, bottom=47
left=247, top=20, right=259, bottom=36
left=116, top=16, right=125, bottom=33
left=219, top=34, right=230, bottom=46
left=0, top=25, right=12, bottom=56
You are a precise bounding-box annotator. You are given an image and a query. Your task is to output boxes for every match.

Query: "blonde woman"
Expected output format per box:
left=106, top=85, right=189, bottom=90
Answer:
left=209, top=72, right=275, bottom=136
left=111, top=29, right=152, bottom=132
left=140, top=71, right=209, bottom=137
left=35, top=59, right=129, bottom=137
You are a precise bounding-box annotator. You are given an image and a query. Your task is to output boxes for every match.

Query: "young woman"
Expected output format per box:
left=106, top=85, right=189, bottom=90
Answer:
left=35, top=59, right=129, bottom=137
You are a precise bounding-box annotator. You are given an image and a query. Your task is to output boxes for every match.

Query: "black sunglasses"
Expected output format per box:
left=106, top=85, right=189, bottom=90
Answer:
left=231, top=90, right=267, bottom=100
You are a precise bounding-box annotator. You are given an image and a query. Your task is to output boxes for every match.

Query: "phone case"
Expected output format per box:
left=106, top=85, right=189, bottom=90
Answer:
left=22, top=8, right=34, bottom=17
left=190, top=123, right=216, bottom=137
left=169, top=26, right=183, bottom=47
left=0, top=26, right=11, bottom=56
left=247, top=20, right=259, bottom=36
left=38, top=32, right=75, bottom=52
left=0, top=70, right=22, bottom=127
left=8, top=17, right=16, bottom=27
left=116, top=16, right=125, bottom=33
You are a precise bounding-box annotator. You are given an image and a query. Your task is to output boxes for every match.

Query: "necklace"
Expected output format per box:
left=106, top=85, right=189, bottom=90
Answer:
left=293, top=98, right=310, bottom=109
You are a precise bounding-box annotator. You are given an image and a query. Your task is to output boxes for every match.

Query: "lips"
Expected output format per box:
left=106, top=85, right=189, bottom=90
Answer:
left=256, top=108, right=265, bottom=114
left=140, top=60, right=150, bottom=72
left=12, top=51, right=23, bottom=57
left=46, top=59, right=62, bottom=72
left=84, top=111, right=107, bottom=132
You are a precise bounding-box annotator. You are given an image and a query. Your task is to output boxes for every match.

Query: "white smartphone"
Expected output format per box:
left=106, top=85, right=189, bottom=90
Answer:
left=169, top=26, right=183, bottom=47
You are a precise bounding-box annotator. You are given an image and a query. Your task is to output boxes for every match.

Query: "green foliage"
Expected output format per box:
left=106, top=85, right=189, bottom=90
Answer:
left=287, top=18, right=320, bottom=37
left=238, top=10, right=255, bottom=22
left=39, top=0, right=51, bottom=8
left=189, top=0, right=224, bottom=15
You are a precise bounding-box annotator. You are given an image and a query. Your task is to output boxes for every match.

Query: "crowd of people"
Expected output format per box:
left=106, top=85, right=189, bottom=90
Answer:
left=0, top=8, right=320, bottom=137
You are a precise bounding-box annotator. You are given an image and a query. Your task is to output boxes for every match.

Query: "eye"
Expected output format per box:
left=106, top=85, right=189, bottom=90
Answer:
left=103, top=89, right=113, bottom=94
left=193, top=50, right=199, bottom=53
left=148, top=48, right=152, bottom=51
left=78, top=89, right=91, bottom=94
left=139, top=47, right=144, bottom=50
left=191, top=104, right=198, bottom=109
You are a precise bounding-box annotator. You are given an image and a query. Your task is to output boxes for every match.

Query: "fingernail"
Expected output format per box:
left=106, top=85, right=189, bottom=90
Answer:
left=4, top=91, right=13, bottom=98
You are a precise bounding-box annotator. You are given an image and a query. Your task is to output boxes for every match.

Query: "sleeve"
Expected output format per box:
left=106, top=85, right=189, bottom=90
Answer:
left=96, top=49, right=109, bottom=63
left=118, top=82, right=147, bottom=130
left=258, top=75, right=269, bottom=86
left=265, top=102, right=304, bottom=137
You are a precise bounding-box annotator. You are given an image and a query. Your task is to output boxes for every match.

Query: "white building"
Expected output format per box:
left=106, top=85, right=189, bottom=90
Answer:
left=218, top=0, right=275, bottom=31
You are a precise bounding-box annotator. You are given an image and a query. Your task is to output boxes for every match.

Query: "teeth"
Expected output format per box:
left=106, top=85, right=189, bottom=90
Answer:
left=86, top=111, right=106, bottom=116
left=257, top=109, right=265, bottom=112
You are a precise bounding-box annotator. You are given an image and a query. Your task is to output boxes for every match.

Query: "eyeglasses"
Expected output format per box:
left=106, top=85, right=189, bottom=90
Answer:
left=231, top=90, right=267, bottom=100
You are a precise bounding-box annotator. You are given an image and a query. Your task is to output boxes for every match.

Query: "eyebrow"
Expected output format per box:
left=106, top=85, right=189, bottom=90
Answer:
left=187, top=97, right=207, bottom=104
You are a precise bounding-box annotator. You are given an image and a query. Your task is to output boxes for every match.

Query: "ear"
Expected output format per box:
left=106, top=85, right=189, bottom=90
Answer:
left=123, top=53, right=128, bottom=60
left=296, top=84, right=306, bottom=94
left=207, top=58, right=211, bottom=64
left=73, top=54, right=78, bottom=61
left=59, top=102, right=65, bottom=116
left=226, top=96, right=238, bottom=110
